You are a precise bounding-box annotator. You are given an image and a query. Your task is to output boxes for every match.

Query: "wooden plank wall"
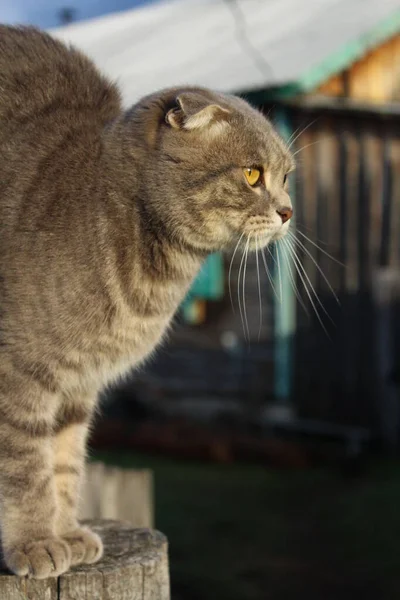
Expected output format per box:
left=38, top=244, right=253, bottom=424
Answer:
left=289, top=106, right=400, bottom=429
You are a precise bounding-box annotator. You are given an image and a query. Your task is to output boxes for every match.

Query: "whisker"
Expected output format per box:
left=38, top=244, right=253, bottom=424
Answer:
left=275, top=242, right=283, bottom=304
left=284, top=237, right=334, bottom=325
left=261, top=247, right=279, bottom=300
left=294, top=230, right=345, bottom=267
left=286, top=124, right=306, bottom=148
left=291, top=222, right=334, bottom=245
left=228, top=231, right=246, bottom=313
left=255, top=235, right=263, bottom=341
left=289, top=219, right=311, bottom=231
left=237, top=238, right=247, bottom=342
left=279, top=240, right=309, bottom=316
left=291, top=141, right=320, bottom=158
left=242, top=236, right=251, bottom=343
left=288, top=232, right=340, bottom=304
left=266, top=244, right=277, bottom=264
left=287, top=118, right=319, bottom=150
left=281, top=238, right=331, bottom=338
left=265, top=104, right=275, bottom=118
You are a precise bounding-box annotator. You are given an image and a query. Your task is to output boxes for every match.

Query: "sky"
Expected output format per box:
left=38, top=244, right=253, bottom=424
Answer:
left=0, top=0, right=152, bottom=29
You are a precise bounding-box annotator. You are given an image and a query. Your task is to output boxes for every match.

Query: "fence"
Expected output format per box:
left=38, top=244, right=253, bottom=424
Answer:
left=106, top=100, right=400, bottom=447
left=286, top=100, right=400, bottom=439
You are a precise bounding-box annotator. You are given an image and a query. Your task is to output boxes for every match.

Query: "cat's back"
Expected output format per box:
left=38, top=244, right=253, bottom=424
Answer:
left=0, top=26, right=122, bottom=313
left=0, top=25, right=122, bottom=243
left=0, top=25, right=121, bottom=127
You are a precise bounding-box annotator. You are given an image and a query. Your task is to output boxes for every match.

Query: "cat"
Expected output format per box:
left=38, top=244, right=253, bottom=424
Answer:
left=0, top=25, right=294, bottom=579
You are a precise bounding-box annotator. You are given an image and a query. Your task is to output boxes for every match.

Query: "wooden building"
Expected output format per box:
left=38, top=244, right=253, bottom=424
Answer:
left=54, top=1, right=400, bottom=445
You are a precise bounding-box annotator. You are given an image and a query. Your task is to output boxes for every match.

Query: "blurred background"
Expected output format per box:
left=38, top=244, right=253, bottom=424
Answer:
left=2, top=0, right=400, bottom=598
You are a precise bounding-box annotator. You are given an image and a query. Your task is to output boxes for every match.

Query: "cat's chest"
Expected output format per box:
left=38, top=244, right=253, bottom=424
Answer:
left=63, top=308, right=172, bottom=394
left=110, top=310, right=170, bottom=359
left=61, top=276, right=194, bottom=394
left=97, top=311, right=170, bottom=380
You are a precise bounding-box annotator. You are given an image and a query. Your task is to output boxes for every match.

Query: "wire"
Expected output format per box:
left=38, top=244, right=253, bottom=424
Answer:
left=222, top=0, right=275, bottom=82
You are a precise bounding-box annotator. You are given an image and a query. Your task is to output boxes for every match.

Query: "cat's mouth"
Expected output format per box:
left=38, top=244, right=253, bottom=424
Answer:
left=233, top=232, right=275, bottom=253
left=238, top=226, right=290, bottom=252
left=272, top=222, right=291, bottom=241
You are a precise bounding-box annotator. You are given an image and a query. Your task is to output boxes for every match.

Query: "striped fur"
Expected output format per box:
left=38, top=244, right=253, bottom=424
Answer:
left=0, top=25, right=293, bottom=578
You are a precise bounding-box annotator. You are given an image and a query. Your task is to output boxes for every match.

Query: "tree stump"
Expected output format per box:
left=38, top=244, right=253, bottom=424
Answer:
left=0, top=520, right=170, bottom=600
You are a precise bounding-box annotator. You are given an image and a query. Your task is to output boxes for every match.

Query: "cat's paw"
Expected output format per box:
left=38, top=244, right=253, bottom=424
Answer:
left=4, top=537, right=71, bottom=579
left=62, top=526, right=103, bottom=565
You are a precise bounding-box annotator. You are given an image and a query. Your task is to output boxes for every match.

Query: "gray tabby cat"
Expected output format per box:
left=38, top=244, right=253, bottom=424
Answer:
left=0, top=25, right=294, bottom=578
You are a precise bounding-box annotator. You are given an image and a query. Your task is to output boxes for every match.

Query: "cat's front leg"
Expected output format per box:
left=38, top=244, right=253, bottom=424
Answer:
left=0, top=372, right=71, bottom=578
left=53, top=395, right=103, bottom=566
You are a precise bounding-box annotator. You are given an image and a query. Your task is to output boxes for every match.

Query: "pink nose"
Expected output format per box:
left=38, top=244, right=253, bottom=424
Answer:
left=277, top=207, right=293, bottom=224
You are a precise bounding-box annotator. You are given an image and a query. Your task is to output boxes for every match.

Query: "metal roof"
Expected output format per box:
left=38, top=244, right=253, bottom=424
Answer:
left=51, top=0, right=400, bottom=106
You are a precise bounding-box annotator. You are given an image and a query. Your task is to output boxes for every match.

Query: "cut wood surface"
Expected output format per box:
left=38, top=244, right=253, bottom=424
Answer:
left=80, top=463, right=154, bottom=528
left=0, top=520, right=170, bottom=600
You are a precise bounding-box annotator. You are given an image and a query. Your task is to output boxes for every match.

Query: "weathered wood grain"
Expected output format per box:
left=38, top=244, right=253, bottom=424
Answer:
left=0, top=520, right=170, bottom=600
left=80, top=463, right=154, bottom=528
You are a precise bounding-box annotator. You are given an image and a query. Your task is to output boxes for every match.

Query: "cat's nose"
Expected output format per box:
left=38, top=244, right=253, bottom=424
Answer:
left=277, top=207, right=293, bottom=224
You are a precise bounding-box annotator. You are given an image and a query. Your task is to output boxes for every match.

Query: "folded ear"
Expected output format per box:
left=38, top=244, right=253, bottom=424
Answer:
left=166, top=92, right=230, bottom=131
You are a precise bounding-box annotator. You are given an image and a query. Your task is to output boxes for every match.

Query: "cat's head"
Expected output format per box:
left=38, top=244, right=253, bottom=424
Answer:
left=130, top=87, right=294, bottom=254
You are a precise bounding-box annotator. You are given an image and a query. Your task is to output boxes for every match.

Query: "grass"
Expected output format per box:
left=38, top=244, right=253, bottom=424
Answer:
left=93, top=451, right=400, bottom=600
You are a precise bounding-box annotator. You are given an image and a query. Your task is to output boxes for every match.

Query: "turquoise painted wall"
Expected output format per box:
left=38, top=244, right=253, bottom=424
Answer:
left=181, top=253, right=224, bottom=321
left=273, top=107, right=296, bottom=403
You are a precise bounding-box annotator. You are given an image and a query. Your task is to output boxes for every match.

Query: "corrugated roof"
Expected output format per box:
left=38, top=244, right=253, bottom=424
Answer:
left=51, top=0, right=400, bottom=106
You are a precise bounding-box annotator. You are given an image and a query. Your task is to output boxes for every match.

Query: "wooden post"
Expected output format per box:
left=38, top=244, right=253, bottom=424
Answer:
left=80, top=463, right=154, bottom=528
left=0, top=520, right=170, bottom=600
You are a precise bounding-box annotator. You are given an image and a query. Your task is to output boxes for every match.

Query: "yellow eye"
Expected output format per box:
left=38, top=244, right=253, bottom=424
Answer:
left=243, top=167, right=261, bottom=186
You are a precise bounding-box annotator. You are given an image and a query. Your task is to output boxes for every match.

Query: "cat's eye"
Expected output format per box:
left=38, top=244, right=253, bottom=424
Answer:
left=283, top=174, right=288, bottom=185
left=243, top=168, right=261, bottom=187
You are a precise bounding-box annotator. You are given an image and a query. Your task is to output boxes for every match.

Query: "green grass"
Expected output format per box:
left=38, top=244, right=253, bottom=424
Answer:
left=93, top=451, right=400, bottom=600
